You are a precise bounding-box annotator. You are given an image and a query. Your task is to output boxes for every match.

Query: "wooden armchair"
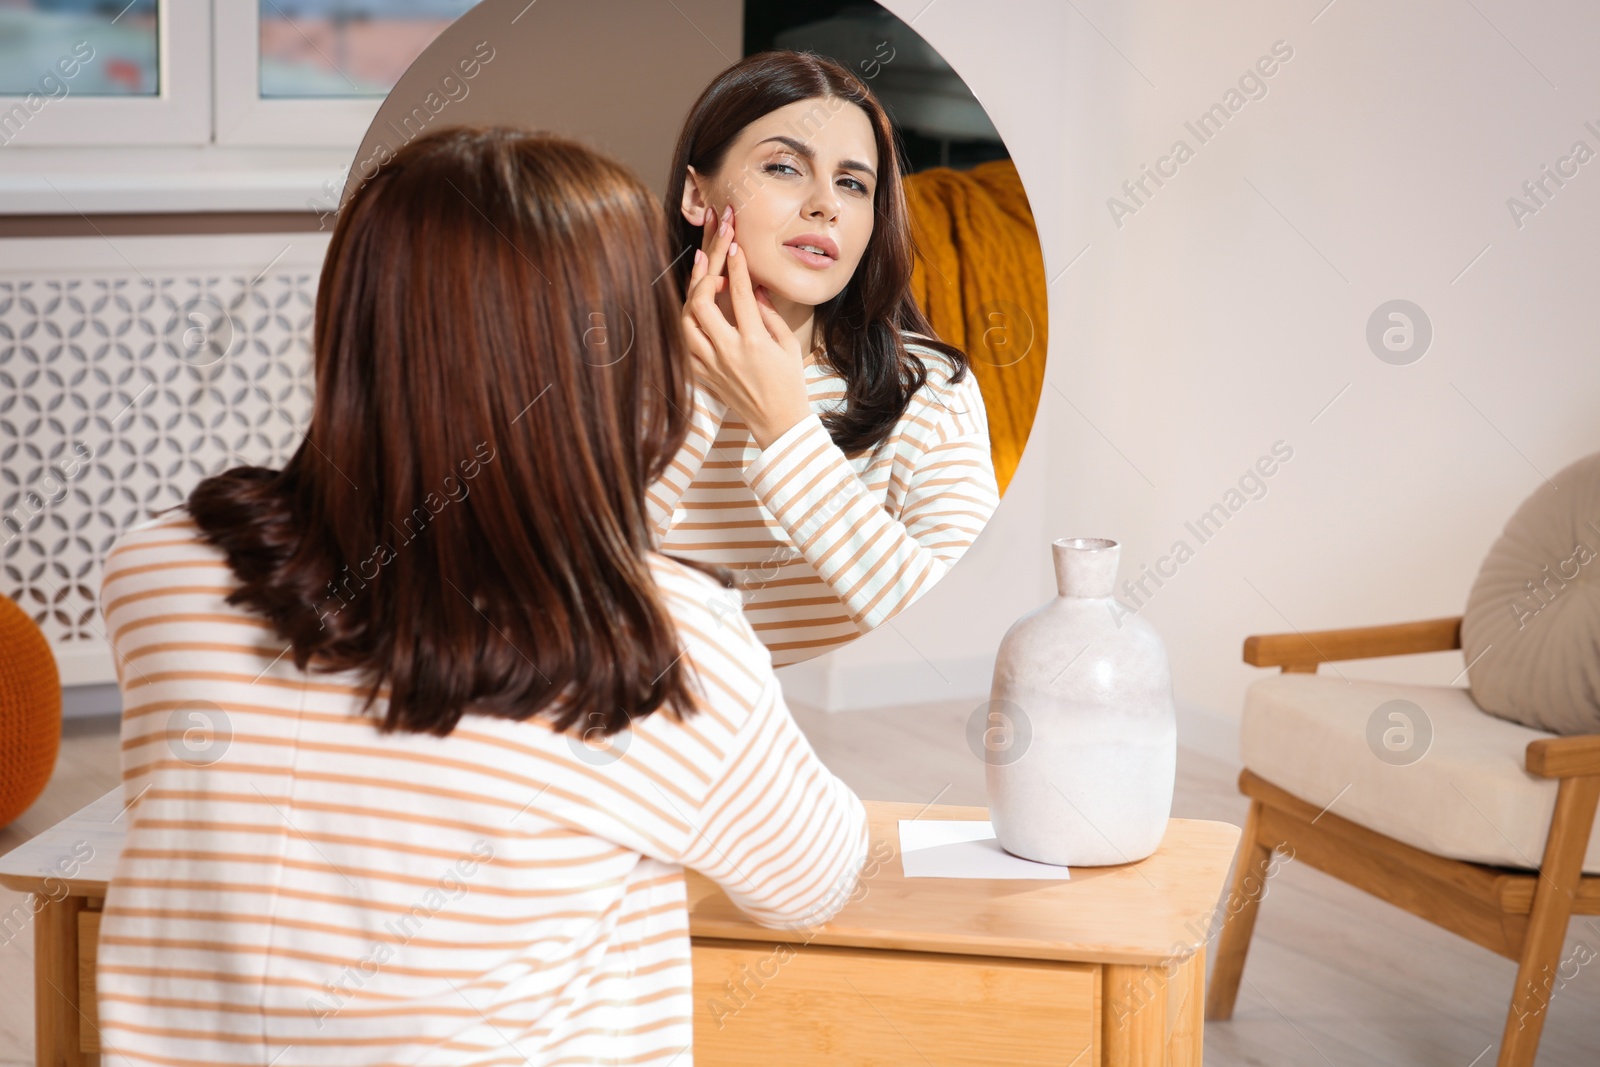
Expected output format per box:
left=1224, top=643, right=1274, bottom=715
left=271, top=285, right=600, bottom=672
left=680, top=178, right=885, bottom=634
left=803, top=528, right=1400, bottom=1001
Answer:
left=1205, top=615, right=1600, bottom=1067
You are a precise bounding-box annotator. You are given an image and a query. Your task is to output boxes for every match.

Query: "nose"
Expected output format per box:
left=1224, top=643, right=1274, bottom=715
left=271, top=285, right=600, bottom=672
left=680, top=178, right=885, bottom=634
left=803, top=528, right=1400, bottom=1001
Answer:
left=805, top=180, right=841, bottom=222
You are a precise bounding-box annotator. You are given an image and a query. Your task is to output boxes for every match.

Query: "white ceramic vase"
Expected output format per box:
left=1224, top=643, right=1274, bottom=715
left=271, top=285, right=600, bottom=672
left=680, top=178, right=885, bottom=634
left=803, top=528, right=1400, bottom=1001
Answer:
left=984, top=537, right=1177, bottom=867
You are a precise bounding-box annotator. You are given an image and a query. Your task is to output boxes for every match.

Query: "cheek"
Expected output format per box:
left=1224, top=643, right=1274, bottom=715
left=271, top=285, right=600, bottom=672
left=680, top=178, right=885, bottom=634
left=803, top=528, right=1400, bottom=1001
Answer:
left=845, top=214, right=874, bottom=268
left=734, top=200, right=780, bottom=239
left=736, top=236, right=787, bottom=291
left=732, top=205, right=789, bottom=264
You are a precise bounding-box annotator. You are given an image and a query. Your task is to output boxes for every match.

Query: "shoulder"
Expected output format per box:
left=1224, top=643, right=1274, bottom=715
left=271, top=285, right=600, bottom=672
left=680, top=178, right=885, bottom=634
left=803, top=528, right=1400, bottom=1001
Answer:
left=100, top=507, right=239, bottom=636
left=899, top=331, right=989, bottom=443
left=900, top=329, right=952, bottom=367
left=103, top=506, right=224, bottom=577
left=646, top=553, right=773, bottom=694
left=900, top=329, right=972, bottom=395
left=644, top=553, right=781, bottom=752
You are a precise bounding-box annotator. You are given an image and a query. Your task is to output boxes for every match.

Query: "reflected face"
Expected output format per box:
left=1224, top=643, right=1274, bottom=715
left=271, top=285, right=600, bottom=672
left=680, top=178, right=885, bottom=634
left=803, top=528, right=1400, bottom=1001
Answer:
left=684, top=97, right=878, bottom=308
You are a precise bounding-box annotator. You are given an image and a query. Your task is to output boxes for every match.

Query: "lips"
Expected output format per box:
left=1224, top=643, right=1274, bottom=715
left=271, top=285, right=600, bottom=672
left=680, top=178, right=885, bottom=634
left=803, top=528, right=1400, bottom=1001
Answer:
left=783, top=233, right=839, bottom=260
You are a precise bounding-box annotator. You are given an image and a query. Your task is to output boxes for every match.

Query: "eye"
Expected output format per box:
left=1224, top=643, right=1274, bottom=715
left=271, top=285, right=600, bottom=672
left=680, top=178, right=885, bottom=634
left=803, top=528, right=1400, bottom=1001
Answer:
left=763, top=160, right=801, bottom=177
left=840, top=176, right=869, bottom=195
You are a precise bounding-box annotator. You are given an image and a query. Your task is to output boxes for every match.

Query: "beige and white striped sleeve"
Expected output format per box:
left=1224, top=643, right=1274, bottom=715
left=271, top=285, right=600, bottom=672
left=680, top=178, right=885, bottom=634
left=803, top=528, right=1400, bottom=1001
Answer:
left=669, top=587, right=870, bottom=930
left=678, top=676, right=870, bottom=930
left=738, top=368, right=1000, bottom=632
left=645, top=382, right=729, bottom=548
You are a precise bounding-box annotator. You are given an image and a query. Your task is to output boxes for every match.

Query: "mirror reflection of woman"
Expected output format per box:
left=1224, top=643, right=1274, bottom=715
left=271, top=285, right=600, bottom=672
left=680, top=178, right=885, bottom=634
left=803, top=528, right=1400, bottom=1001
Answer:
left=650, top=50, right=1001, bottom=666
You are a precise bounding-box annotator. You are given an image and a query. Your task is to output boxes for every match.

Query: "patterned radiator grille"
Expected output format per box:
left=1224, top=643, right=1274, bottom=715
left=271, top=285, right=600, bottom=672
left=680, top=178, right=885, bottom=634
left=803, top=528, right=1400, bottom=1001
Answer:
left=0, top=235, right=330, bottom=683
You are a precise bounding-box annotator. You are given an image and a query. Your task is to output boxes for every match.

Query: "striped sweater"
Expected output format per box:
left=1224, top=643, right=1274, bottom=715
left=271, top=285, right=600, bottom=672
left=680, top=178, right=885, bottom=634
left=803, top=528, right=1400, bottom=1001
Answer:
left=95, top=510, right=869, bottom=1066
left=648, top=334, right=1000, bottom=666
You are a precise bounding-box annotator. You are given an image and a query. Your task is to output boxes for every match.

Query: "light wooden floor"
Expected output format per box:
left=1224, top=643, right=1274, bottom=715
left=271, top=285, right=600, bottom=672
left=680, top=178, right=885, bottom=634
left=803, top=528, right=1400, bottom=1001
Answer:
left=3, top=703, right=1597, bottom=1065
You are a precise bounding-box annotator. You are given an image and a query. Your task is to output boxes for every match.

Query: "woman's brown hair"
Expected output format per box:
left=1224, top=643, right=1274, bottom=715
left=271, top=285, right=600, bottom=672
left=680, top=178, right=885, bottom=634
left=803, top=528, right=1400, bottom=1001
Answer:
left=663, top=49, right=970, bottom=456
left=187, top=125, right=728, bottom=738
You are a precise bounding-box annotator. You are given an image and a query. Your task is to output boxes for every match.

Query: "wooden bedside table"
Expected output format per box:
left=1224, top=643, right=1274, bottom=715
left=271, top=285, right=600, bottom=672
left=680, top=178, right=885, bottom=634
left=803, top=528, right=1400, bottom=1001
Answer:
left=1, top=788, right=1240, bottom=1066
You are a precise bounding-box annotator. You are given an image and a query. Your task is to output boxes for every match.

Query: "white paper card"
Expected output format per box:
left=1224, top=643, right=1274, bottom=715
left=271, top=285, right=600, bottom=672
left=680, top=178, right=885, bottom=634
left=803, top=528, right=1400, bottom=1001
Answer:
left=897, top=819, right=1071, bottom=879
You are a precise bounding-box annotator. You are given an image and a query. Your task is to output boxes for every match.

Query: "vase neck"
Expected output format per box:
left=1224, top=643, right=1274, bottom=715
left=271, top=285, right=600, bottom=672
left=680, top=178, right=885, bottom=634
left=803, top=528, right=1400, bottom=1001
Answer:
left=1052, top=538, right=1120, bottom=598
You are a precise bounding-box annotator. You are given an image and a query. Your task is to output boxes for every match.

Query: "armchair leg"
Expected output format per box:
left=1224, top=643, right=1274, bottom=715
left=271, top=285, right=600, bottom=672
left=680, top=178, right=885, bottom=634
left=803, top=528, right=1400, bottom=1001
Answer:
left=1497, top=775, right=1600, bottom=1067
left=1205, top=798, right=1273, bottom=1021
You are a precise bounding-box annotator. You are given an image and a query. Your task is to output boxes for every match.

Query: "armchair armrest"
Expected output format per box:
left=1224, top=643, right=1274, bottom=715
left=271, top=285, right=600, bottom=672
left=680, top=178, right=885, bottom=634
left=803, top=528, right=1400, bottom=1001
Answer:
left=1243, top=615, right=1463, bottom=672
left=1526, top=735, right=1600, bottom=779
left=1242, top=616, right=1600, bottom=779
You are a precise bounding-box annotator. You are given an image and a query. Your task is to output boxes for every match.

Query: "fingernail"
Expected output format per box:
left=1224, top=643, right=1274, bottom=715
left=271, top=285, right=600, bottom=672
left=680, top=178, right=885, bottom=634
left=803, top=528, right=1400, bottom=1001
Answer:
left=729, top=241, right=739, bottom=257
left=722, top=204, right=732, bottom=222
left=693, top=248, right=704, bottom=267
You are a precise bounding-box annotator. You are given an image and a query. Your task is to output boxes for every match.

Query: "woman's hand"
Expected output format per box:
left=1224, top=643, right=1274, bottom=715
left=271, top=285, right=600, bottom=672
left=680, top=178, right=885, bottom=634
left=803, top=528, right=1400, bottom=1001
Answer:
left=679, top=206, right=731, bottom=404
left=682, top=207, right=813, bottom=450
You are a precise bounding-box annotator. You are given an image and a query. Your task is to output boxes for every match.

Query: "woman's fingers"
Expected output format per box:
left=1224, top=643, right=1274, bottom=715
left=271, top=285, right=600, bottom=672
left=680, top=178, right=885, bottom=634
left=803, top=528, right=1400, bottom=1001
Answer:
left=684, top=208, right=727, bottom=308
left=682, top=210, right=737, bottom=401
left=687, top=270, right=740, bottom=351
left=754, top=296, right=794, bottom=349
left=687, top=252, right=726, bottom=294
left=724, top=238, right=763, bottom=338
left=701, top=206, right=717, bottom=256
left=683, top=254, right=726, bottom=342
left=702, top=204, right=734, bottom=284
left=688, top=244, right=706, bottom=288
left=681, top=304, right=713, bottom=358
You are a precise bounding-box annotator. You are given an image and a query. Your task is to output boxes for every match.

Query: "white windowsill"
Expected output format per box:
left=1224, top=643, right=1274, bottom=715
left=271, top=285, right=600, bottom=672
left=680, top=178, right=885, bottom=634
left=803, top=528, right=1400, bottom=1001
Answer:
left=0, top=144, right=358, bottom=215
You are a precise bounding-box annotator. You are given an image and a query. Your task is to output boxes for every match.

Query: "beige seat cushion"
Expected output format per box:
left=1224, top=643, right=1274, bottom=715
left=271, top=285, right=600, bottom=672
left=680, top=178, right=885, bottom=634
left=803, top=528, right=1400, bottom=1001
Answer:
left=1240, top=673, right=1600, bottom=874
left=1461, top=449, right=1600, bottom=735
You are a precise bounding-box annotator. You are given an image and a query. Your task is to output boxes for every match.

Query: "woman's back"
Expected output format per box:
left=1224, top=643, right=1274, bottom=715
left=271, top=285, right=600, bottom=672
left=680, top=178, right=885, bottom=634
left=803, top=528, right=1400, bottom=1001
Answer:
left=97, top=509, right=866, bottom=1064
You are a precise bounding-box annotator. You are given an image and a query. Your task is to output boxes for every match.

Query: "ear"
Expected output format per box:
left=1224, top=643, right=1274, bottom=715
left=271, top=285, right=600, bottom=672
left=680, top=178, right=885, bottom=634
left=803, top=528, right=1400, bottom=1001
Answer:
left=680, top=165, right=714, bottom=228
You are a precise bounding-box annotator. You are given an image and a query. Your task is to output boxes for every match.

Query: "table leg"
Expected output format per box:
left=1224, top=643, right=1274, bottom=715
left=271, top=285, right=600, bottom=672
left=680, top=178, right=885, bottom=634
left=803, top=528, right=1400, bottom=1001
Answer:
left=1206, top=798, right=1270, bottom=1020
left=1102, top=945, right=1205, bottom=1067
left=1104, top=962, right=1165, bottom=1065
left=35, top=893, right=91, bottom=1067
left=1169, top=944, right=1204, bottom=1066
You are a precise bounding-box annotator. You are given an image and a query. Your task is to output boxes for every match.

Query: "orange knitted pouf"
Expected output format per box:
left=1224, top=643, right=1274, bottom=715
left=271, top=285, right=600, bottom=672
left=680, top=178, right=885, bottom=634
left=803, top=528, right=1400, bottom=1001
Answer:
left=0, top=595, right=61, bottom=830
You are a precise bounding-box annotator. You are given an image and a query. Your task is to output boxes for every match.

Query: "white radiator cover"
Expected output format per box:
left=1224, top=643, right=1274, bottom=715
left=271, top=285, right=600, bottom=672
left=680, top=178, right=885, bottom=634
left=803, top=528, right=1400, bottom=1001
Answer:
left=0, top=234, right=332, bottom=685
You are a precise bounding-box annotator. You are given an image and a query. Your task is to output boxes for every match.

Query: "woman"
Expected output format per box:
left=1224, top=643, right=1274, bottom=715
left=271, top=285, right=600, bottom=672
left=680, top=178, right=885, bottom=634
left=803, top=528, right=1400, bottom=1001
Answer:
left=95, top=126, right=867, bottom=1065
left=648, top=50, right=1002, bottom=667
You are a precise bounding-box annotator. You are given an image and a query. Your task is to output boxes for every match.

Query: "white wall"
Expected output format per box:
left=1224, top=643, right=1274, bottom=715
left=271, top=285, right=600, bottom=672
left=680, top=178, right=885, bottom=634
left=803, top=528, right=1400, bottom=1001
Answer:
left=790, top=0, right=1600, bottom=763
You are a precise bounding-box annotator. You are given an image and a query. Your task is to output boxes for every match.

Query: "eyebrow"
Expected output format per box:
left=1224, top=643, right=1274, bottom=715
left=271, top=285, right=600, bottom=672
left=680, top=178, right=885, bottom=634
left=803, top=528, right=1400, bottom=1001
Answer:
left=757, top=135, right=877, bottom=182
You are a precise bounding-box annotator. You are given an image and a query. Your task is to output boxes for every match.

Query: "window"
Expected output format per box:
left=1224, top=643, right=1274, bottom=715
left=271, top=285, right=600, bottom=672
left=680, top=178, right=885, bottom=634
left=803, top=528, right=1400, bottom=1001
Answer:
left=0, top=0, right=159, bottom=95
left=0, top=0, right=479, bottom=148
left=0, top=0, right=208, bottom=145
left=219, top=0, right=480, bottom=145
left=260, top=0, right=472, bottom=97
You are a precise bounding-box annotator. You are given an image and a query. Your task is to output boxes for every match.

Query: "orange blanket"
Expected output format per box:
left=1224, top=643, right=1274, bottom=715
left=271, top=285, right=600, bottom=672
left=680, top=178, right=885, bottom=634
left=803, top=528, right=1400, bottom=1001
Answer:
left=905, top=158, right=1047, bottom=496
